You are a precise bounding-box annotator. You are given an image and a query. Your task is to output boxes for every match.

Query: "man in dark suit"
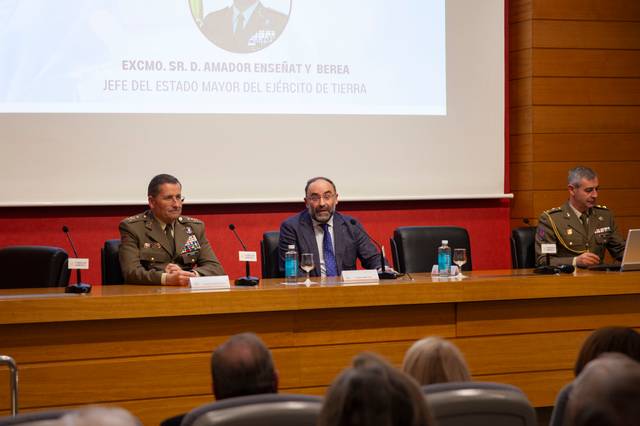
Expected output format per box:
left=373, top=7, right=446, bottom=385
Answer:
left=118, top=174, right=225, bottom=285
left=278, top=177, right=381, bottom=277
left=202, top=0, right=288, bottom=53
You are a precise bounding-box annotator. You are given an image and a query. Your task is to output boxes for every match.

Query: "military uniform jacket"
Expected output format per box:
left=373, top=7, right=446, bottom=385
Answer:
left=535, top=201, right=625, bottom=266
left=119, top=210, right=225, bottom=285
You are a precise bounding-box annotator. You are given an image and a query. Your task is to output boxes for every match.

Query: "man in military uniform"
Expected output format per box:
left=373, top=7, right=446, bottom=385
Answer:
left=119, top=174, right=225, bottom=285
left=535, top=166, right=625, bottom=267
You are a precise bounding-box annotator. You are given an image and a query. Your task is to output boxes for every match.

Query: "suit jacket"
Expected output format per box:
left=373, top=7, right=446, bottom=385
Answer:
left=119, top=210, right=225, bottom=284
left=278, top=210, right=381, bottom=276
left=202, top=2, right=288, bottom=53
left=535, top=201, right=625, bottom=266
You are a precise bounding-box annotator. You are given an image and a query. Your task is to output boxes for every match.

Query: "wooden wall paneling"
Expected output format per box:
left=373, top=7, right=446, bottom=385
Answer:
left=531, top=134, right=640, bottom=161
left=518, top=162, right=640, bottom=191
left=510, top=134, right=533, bottom=163
left=457, top=295, right=640, bottom=336
left=454, top=331, right=588, bottom=375
left=532, top=77, right=640, bottom=105
left=532, top=0, right=640, bottom=21
left=533, top=49, right=640, bottom=78
left=533, top=189, right=640, bottom=217
left=0, top=349, right=299, bottom=410
left=510, top=21, right=532, bottom=51
left=533, top=21, right=640, bottom=50
left=510, top=106, right=532, bottom=134
left=510, top=78, right=532, bottom=107
left=477, top=370, right=574, bottom=407
left=510, top=49, right=533, bottom=79
left=510, top=191, right=534, bottom=219
left=509, top=0, right=533, bottom=23
left=532, top=106, right=640, bottom=133
left=293, top=304, right=456, bottom=346
left=0, top=312, right=295, bottom=364
left=510, top=163, right=533, bottom=191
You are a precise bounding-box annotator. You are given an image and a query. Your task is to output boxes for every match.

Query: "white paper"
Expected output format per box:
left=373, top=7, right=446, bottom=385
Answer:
left=341, top=269, right=379, bottom=283
left=189, top=275, right=230, bottom=290
left=238, top=251, right=257, bottom=262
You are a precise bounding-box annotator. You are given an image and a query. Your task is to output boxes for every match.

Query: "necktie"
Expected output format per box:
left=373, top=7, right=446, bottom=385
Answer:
left=235, top=13, right=244, bottom=33
left=165, top=224, right=175, bottom=257
left=582, top=210, right=590, bottom=236
left=322, top=223, right=338, bottom=277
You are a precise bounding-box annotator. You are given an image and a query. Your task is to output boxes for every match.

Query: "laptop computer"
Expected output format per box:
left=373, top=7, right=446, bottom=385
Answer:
left=588, top=229, right=640, bottom=272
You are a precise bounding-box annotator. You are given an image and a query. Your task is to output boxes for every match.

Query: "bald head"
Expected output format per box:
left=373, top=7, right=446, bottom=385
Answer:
left=568, top=353, right=640, bottom=426
left=211, top=333, right=277, bottom=400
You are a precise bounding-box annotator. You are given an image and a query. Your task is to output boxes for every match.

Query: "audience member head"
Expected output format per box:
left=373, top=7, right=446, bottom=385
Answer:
left=574, top=326, right=640, bottom=376
left=568, top=353, right=640, bottom=426
left=210, top=332, right=278, bottom=400
left=318, top=352, right=434, bottom=426
left=402, top=336, right=471, bottom=385
left=30, top=406, right=140, bottom=426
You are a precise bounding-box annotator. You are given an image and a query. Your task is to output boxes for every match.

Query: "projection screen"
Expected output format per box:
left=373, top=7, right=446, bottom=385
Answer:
left=0, top=0, right=506, bottom=206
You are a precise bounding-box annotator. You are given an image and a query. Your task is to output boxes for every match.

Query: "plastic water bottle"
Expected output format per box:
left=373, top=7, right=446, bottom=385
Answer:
left=285, top=244, right=298, bottom=284
left=438, top=240, right=451, bottom=277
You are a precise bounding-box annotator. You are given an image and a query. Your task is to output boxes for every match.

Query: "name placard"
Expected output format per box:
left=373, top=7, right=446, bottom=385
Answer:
left=189, top=275, right=231, bottom=290
left=541, top=244, right=557, bottom=254
left=341, top=269, right=379, bottom=284
left=68, top=258, right=89, bottom=270
left=239, top=251, right=257, bottom=262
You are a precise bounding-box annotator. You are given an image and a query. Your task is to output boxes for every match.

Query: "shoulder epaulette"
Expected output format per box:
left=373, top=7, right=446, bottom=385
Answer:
left=178, top=216, right=203, bottom=224
left=545, top=206, right=562, bottom=214
left=124, top=213, right=148, bottom=223
left=593, top=205, right=609, bottom=210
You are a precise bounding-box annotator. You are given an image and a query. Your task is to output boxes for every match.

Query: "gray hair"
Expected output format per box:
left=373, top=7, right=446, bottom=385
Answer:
left=568, top=167, right=597, bottom=188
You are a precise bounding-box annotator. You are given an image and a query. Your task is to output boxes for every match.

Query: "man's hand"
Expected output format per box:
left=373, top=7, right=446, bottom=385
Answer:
left=575, top=252, right=600, bottom=268
left=164, top=270, right=196, bottom=286
left=164, top=263, right=182, bottom=274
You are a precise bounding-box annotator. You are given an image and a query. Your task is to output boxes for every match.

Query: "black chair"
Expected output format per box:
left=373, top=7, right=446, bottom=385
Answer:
left=101, top=239, right=124, bottom=285
left=549, top=382, right=572, bottom=426
left=510, top=227, right=537, bottom=269
left=260, top=231, right=282, bottom=279
left=0, top=246, right=70, bottom=288
left=181, top=393, right=323, bottom=426
left=423, top=382, right=536, bottom=426
left=390, top=226, right=472, bottom=273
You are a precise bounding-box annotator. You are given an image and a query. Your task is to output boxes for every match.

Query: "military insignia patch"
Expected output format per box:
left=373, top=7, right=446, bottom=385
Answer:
left=537, top=227, right=544, bottom=238
left=567, top=229, right=573, bottom=235
left=143, top=242, right=150, bottom=248
left=185, top=226, right=193, bottom=235
left=181, top=235, right=201, bottom=254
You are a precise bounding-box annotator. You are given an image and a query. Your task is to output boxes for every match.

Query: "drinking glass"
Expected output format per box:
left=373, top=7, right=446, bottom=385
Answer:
left=453, top=248, right=467, bottom=276
left=300, top=253, right=315, bottom=283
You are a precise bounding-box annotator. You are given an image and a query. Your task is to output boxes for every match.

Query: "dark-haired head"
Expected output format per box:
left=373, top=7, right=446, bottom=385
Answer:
left=574, top=327, right=640, bottom=376
left=211, top=333, right=278, bottom=400
left=318, top=352, right=434, bottom=426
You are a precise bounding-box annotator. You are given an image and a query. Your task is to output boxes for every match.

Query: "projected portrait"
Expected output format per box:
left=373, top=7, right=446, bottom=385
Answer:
left=190, top=0, right=291, bottom=53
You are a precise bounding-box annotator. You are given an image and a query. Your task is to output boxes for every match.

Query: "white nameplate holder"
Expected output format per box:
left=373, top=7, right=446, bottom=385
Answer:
left=430, top=265, right=460, bottom=276
left=238, top=251, right=257, bottom=262
left=341, top=269, right=379, bottom=285
left=541, top=244, right=557, bottom=254
left=189, top=275, right=231, bottom=290
left=68, top=258, right=89, bottom=269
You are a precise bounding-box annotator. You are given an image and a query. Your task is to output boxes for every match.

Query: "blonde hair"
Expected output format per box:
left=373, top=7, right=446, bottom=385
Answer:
left=402, top=336, right=471, bottom=385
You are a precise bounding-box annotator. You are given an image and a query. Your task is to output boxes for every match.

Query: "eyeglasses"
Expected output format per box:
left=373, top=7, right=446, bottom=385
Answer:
left=307, top=193, right=335, bottom=203
left=159, top=195, right=185, bottom=203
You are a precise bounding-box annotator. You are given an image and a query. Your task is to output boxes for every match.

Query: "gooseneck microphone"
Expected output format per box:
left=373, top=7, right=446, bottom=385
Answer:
left=349, top=219, right=398, bottom=280
left=61, top=225, right=92, bottom=293
left=228, top=224, right=259, bottom=286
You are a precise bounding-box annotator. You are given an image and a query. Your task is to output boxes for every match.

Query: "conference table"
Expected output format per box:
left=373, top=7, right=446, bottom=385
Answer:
left=1, top=270, right=639, bottom=425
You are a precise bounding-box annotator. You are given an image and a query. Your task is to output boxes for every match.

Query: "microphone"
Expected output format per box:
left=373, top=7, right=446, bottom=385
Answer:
left=61, top=225, right=91, bottom=293
left=228, top=224, right=259, bottom=286
left=349, top=219, right=397, bottom=280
